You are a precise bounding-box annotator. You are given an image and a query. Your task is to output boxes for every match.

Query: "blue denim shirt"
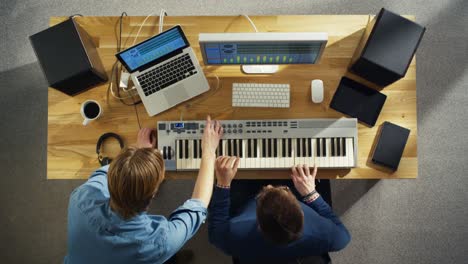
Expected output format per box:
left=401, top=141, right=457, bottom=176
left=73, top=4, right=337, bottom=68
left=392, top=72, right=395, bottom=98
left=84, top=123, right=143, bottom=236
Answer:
left=64, top=165, right=207, bottom=264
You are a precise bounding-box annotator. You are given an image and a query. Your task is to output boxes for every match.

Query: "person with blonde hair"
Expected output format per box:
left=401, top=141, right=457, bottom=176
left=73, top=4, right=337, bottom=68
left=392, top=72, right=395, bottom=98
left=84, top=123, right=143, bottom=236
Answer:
left=65, top=116, right=223, bottom=264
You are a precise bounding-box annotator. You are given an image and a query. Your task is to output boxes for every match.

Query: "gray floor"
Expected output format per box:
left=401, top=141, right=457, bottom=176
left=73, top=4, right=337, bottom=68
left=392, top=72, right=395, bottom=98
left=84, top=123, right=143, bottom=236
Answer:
left=1, top=0, right=467, bottom=263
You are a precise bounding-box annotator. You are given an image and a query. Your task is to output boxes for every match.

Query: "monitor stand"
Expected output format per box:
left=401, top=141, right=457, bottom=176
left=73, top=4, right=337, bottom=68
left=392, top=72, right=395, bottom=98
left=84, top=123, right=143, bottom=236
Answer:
left=241, top=65, right=279, bottom=74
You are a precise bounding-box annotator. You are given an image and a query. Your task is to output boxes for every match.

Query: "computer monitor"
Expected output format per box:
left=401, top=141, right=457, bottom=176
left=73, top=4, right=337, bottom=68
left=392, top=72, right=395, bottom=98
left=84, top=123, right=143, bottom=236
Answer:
left=199, top=32, right=328, bottom=74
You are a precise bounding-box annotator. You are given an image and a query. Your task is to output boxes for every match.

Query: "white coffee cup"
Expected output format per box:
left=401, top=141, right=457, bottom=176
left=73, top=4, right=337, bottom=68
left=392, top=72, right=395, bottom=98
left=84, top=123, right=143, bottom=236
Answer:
left=80, top=100, right=102, bottom=126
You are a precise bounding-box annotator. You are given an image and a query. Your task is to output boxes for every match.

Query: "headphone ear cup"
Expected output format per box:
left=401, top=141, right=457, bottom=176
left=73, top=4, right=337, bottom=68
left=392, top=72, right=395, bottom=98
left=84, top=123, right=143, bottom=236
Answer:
left=102, top=157, right=111, bottom=165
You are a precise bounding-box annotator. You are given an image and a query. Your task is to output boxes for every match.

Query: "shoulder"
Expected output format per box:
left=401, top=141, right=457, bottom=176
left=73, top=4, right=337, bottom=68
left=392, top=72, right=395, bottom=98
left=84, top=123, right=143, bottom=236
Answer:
left=69, top=166, right=110, bottom=211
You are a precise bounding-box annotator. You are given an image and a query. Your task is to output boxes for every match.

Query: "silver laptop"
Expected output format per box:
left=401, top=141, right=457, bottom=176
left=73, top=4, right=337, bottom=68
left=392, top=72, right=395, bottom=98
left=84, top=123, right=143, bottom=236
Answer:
left=116, top=26, right=209, bottom=116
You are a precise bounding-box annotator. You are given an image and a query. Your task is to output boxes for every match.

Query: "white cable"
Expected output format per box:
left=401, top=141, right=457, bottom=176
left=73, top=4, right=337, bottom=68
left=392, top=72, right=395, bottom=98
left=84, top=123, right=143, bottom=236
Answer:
left=159, top=9, right=167, bottom=33
left=132, top=13, right=154, bottom=46
left=241, top=14, right=258, bottom=32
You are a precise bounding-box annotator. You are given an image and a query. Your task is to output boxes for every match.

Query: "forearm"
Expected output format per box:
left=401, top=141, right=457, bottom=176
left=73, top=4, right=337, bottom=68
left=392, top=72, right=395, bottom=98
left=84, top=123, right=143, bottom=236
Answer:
left=208, top=186, right=232, bottom=254
left=192, top=152, right=216, bottom=207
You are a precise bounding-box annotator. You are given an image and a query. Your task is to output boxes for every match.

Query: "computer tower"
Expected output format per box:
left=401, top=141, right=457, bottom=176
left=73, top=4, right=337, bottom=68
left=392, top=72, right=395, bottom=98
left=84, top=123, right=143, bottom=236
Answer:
left=350, top=8, right=425, bottom=87
left=29, top=18, right=107, bottom=95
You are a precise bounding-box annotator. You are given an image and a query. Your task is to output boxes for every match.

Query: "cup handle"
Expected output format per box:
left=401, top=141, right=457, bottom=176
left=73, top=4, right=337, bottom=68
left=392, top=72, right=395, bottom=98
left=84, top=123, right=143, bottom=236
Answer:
left=83, top=118, right=91, bottom=126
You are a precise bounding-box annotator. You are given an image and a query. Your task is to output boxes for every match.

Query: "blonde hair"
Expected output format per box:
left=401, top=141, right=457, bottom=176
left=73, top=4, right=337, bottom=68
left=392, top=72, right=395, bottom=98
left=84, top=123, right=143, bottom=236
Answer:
left=108, top=147, right=165, bottom=219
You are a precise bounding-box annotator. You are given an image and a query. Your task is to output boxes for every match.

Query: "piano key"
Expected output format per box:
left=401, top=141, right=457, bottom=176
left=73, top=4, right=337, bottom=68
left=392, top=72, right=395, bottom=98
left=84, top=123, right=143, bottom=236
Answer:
left=168, top=146, right=172, bottom=160
left=342, top=137, right=346, bottom=156
left=315, top=138, right=322, bottom=157
left=233, top=139, right=238, bottom=156
left=308, top=138, right=312, bottom=158
left=193, top=140, right=198, bottom=159
left=282, top=139, right=286, bottom=158
left=288, top=138, right=292, bottom=157
left=274, top=139, right=278, bottom=158
left=277, top=138, right=286, bottom=168
left=178, top=140, right=183, bottom=159
left=267, top=139, right=272, bottom=158
left=347, top=138, right=355, bottom=167
left=296, top=138, right=301, bottom=158
left=324, top=138, right=331, bottom=167
left=311, top=139, right=318, bottom=167
left=189, top=140, right=195, bottom=169
left=337, top=137, right=341, bottom=157
left=240, top=139, right=244, bottom=158
left=302, top=138, right=307, bottom=158
left=308, top=138, right=316, bottom=167
left=185, top=140, right=189, bottom=159
left=228, top=139, right=232, bottom=156
left=163, top=146, right=167, bottom=160
left=322, top=138, right=327, bottom=158
left=199, top=139, right=202, bottom=157
left=254, top=139, right=258, bottom=157
left=247, top=139, right=251, bottom=157
left=331, top=138, right=335, bottom=157
left=262, top=139, right=267, bottom=158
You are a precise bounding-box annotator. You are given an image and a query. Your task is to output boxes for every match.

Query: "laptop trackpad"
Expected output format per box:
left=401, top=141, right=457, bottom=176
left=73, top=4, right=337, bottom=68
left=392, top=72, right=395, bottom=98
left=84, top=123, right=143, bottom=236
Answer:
left=164, top=85, right=190, bottom=106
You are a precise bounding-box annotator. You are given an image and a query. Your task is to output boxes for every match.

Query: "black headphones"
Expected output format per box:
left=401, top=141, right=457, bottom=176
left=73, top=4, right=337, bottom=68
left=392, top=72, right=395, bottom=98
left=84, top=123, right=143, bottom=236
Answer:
left=96, top=132, right=125, bottom=166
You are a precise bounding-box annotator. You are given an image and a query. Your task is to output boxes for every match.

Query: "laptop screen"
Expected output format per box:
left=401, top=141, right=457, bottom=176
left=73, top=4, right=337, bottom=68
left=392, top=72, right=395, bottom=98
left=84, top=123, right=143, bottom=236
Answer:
left=117, top=26, right=189, bottom=72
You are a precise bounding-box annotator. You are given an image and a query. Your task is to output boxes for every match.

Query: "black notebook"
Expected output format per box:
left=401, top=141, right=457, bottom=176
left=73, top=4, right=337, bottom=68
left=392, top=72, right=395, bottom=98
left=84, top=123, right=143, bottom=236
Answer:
left=372, top=122, right=410, bottom=170
left=330, top=77, right=386, bottom=126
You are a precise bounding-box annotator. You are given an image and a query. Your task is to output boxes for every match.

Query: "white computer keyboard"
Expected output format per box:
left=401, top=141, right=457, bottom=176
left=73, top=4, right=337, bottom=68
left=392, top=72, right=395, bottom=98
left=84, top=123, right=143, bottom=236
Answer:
left=232, top=83, right=290, bottom=108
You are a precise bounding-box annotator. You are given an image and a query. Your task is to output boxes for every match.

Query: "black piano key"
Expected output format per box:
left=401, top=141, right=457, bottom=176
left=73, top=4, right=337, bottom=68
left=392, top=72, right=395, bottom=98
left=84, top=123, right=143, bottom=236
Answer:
left=178, top=140, right=183, bottom=159
left=282, top=139, right=286, bottom=157
left=247, top=139, right=251, bottom=157
left=262, top=139, right=266, bottom=157
left=296, top=139, right=301, bottom=157
left=322, top=138, right=326, bottom=157
left=268, top=139, right=272, bottom=157
left=331, top=138, right=335, bottom=157
left=317, top=138, right=321, bottom=157
left=337, top=137, right=341, bottom=156
left=288, top=138, right=292, bottom=157
left=185, top=140, right=189, bottom=159
left=308, top=138, right=312, bottom=157
left=274, top=139, right=278, bottom=157
left=199, top=140, right=202, bottom=157
left=193, top=140, right=197, bottom=158
left=342, top=137, right=346, bottom=156
left=239, top=139, right=243, bottom=157
left=254, top=139, right=258, bottom=157
left=168, top=146, right=172, bottom=160
left=163, top=146, right=167, bottom=159
left=228, top=139, right=232, bottom=156
left=233, top=139, right=238, bottom=156
left=302, top=138, right=307, bottom=157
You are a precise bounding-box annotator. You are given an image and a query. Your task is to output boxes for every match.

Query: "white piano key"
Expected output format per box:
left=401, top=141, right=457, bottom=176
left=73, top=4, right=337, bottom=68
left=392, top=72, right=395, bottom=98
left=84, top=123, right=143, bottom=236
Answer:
left=347, top=138, right=355, bottom=167
left=324, top=138, right=331, bottom=168
left=241, top=139, right=247, bottom=168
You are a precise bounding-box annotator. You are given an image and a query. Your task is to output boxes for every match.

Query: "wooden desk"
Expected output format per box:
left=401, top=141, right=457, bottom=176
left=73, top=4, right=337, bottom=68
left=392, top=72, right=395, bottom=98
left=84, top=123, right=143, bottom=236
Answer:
left=47, top=15, right=418, bottom=180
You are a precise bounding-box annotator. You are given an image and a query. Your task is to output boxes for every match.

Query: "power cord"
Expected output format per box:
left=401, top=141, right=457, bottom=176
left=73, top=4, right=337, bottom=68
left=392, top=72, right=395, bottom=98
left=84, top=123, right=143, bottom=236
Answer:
left=241, top=14, right=259, bottom=32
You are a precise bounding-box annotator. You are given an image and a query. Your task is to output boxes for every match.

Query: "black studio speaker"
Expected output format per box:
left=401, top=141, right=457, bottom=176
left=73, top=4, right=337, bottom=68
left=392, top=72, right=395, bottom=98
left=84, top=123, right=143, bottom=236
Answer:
left=29, top=18, right=108, bottom=95
left=350, top=8, right=426, bottom=87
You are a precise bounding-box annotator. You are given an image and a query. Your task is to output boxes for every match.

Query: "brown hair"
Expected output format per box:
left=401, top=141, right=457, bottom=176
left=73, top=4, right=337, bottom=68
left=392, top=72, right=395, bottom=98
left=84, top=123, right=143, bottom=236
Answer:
left=256, top=186, right=304, bottom=245
left=107, top=147, right=165, bottom=219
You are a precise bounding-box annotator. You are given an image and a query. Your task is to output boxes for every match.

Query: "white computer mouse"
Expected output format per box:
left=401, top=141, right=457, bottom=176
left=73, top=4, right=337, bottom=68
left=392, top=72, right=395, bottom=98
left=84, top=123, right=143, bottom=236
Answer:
left=311, top=79, right=324, bottom=103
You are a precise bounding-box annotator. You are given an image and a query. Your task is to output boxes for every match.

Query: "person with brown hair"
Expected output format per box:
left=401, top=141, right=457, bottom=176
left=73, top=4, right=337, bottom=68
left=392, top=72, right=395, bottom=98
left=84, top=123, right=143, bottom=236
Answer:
left=208, top=159, right=351, bottom=264
left=65, top=116, right=223, bottom=264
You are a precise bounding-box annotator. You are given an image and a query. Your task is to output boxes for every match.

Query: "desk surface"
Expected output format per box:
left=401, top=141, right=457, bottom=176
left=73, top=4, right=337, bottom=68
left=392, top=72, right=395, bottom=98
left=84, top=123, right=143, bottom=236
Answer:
left=47, top=15, right=418, bottom=180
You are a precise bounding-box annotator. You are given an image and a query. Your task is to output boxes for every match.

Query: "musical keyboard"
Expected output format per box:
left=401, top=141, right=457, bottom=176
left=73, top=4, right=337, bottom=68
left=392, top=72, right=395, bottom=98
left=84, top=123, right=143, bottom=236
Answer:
left=157, top=118, right=358, bottom=171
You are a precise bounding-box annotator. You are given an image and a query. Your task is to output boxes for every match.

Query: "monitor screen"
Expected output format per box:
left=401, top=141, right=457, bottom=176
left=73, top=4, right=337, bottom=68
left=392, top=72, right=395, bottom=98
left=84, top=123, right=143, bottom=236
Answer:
left=117, top=26, right=189, bottom=72
left=203, top=42, right=324, bottom=65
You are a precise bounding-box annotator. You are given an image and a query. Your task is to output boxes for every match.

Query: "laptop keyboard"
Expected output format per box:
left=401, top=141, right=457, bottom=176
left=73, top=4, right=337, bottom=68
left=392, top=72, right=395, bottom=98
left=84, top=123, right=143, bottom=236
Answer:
left=137, top=53, right=197, bottom=97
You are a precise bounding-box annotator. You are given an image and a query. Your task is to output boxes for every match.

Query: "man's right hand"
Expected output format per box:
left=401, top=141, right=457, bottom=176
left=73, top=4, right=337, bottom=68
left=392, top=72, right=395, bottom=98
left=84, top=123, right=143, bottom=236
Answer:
left=215, top=156, right=240, bottom=187
left=290, top=164, right=317, bottom=197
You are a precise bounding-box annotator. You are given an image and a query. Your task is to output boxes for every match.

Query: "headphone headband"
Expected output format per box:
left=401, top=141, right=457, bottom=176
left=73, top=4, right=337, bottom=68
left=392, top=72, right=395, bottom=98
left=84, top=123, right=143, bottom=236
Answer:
left=96, top=132, right=124, bottom=166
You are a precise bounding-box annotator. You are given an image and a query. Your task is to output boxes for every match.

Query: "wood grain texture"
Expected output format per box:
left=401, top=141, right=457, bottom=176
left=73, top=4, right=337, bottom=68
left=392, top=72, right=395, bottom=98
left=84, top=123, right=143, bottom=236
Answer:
left=47, top=15, right=418, bottom=180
